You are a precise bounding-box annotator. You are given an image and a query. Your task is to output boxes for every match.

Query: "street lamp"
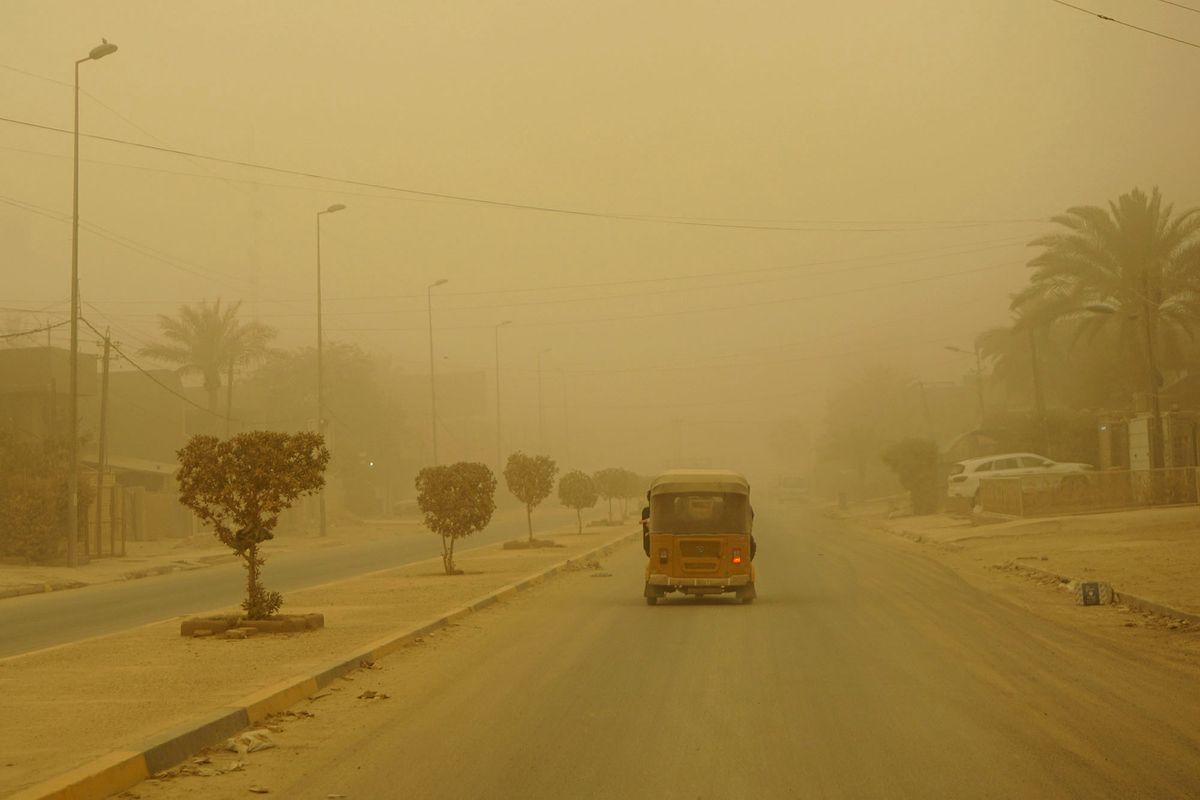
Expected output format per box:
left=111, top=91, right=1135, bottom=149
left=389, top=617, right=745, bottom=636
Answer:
left=1086, top=303, right=1164, bottom=468
left=67, top=39, right=118, bottom=568
left=428, top=279, right=448, bottom=464
left=945, top=344, right=986, bottom=425
left=315, top=202, right=346, bottom=537
left=494, top=320, right=512, bottom=473
left=537, top=348, right=552, bottom=452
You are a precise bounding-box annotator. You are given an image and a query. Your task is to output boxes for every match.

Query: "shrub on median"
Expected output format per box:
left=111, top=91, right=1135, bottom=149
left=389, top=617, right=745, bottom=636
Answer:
left=416, top=461, right=497, bottom=575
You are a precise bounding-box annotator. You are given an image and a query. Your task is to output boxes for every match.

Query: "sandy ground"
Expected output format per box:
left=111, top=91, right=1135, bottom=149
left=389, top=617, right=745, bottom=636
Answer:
left=878, top=505, right=1200, bottom=616
left=0, top=524, right=630, bottom=798
left=0, top=518, right=422, bottom=596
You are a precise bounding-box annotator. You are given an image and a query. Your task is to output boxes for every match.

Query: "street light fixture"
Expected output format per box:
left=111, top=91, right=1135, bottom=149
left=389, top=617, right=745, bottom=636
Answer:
left=494, top=320, right=512, bottom=473
left=428, top=279, right=449, bottom=464
left=67, top=39, right=118, bottom=568
left=315, top=202, right=346, bottom=538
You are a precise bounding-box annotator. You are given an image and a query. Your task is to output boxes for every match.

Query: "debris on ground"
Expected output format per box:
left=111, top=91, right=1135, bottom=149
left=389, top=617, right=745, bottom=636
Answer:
left=357, top=689, right=391, bottom=700
left=225, top=729, right=276, bottom=755
left=248, top=786, right=270, bottom=794
left=590, top=572, right=613, bottom=578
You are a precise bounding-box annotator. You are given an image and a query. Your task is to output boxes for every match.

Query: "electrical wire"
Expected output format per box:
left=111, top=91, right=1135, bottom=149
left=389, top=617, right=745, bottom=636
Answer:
left=0, top=319, right=69, bottom=339
left=0, top=114, right=1043, bottom=232
left=1151, top=0, right=1200, bottom=14
left=79, top=315, right=240, bottom=423
left=1047, top=0, right=1200, bottom=48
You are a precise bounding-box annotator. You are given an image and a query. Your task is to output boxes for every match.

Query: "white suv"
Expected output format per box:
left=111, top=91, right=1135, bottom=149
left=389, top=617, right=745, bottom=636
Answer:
left=947, top=452, right=1095, bottom=505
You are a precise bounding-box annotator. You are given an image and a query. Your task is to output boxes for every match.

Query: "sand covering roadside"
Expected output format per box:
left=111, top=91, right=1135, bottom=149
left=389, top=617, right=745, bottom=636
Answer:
left=0, top=519, right=421, bottom=597
left=0, top=526, right=630, bottom=797
left=883, top=506, right=1200, bottom=615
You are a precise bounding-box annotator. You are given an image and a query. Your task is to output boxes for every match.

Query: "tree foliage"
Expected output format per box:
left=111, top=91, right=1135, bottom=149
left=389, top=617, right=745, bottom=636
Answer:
left=416, top=462, right=497, bottom=574
left=0, top=430, right=92, bottom=562
left=141, top=298, right=276, bottom=412
left=880, top=438, right=941, bottom=515
left=239, top=343, right=405, bottom=515
left=557, top=470, right=598, bottom=533
left=177, top=431, right=329, bottom=618
left=592, top=467, right=626, bottom=522
left=504, top=451, right=558, bottom=541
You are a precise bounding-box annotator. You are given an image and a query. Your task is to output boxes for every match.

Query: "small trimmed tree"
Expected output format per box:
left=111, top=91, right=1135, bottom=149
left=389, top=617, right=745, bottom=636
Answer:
left=593, top=467, right=624, bottom=523
left=415, top=462, right=497, bottom=574
left=504, top=451, right=558, bottom=541
left=881, top=438, right=941, bottom=515
left=557, top=470, right=598, bottom=533
left=177, top=431, right=329, bottom=619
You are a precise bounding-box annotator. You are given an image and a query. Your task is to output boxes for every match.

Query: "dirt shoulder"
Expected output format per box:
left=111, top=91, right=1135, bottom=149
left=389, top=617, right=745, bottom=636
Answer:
left=0, top=524, right=634, bottom=798
left=878, top=506, right=1200, bottom=617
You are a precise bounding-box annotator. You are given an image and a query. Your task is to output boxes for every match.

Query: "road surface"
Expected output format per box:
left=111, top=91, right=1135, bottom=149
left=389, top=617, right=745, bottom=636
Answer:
left=0, top=506, right=579, bottom=658
left=135, top=505, right=1200, bottom=799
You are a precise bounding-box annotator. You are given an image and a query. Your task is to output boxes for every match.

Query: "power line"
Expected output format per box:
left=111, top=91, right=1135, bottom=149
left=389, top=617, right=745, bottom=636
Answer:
left=1152, top=0, right=1200, bottom=15
left=1047, top=0, right=1200, bottom=48
left=79, top=315, right=240, bottom=423
left=0, top=319, right=69, bottom=339
left=0, top=113, right=1043, bottom=232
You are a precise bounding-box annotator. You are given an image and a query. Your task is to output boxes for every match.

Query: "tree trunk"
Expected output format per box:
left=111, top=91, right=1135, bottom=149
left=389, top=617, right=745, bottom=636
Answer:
left=576, top=508, right=582, bottom=534
left=607, top=497, right=613, bottom=523
left=441, top=533, right=452, bottom=574
left=526, top=505, right=533, bottom=542
left=245, top=543, right=258, bottom=614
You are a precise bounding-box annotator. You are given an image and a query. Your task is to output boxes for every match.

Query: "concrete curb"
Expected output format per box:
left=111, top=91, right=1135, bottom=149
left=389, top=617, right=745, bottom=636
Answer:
left=998, top=561, right=1200, bottom=626
left=883, top=523, right=1200, bottom=626
left=11, top=529, right=637, bottom=800
left=0, top=559, right=229, bottom=602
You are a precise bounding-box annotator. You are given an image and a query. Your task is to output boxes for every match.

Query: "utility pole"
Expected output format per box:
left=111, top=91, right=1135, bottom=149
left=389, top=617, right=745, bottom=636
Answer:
left=225, top=360, right=234, bottom=438
left=1028, top=329, right=1050, bottom=455
left=537, top=348, right=551, bottom=453
left=494, top=320, right=512, bottom=473
left=427, top=279, right=448, bottom=464
left=1142, top=272, right=1165, bottom=470
left=67, top=39, right=119, bottom=568
left=94, top=328, right=111, bottom=557
left=315, top=202, right=346, bottom=537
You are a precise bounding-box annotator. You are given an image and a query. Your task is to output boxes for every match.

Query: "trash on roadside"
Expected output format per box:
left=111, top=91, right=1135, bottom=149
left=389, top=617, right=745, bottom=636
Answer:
left=249, top=786, right=270, bottom=794
left=357, top=689, right=390, bottom=700
left=225, top=729, right=276, bottom=755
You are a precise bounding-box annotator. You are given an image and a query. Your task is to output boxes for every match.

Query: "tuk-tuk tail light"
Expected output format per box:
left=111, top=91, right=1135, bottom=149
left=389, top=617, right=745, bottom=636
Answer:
left=658, top=548, right=669, bottom=564
left=732, top=548, right=743, bottom=565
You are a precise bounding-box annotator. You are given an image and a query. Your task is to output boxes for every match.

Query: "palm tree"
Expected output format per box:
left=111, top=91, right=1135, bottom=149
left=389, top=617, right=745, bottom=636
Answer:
left=1013, top=188, right=1200, bottom=466
left=141, top=299, right=276, bottom=414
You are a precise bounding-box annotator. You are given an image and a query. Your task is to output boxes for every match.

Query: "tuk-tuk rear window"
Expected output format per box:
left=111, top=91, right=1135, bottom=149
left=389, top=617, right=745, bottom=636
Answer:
left=650, top=492, right=750, bottom=534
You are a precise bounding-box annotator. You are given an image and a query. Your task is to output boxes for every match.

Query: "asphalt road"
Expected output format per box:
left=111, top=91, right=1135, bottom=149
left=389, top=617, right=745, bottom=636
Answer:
left=0, top=506, right=579, bottom=658
left=140, top=504, right=1200, bottom=799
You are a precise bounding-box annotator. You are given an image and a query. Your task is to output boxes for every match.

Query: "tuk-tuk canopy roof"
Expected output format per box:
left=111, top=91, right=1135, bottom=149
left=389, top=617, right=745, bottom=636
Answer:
left=649, top=469, right=750, bottom=496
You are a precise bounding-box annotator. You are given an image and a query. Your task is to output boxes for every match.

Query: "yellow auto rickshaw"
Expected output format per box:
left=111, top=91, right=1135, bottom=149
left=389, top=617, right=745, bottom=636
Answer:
left=642, top=469, right=756, bottom=605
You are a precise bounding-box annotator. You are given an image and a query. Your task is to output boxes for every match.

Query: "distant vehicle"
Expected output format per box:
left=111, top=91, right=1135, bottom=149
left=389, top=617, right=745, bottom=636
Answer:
left=778, top=475, right=808, bottom=503
left=947, top=453, right=1096, bottom=506
left=643, top=469, right=757, bottom=605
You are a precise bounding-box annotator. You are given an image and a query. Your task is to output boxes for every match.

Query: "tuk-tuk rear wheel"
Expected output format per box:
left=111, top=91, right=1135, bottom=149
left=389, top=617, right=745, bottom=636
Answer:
left=645, top=595, right=658, bottom=606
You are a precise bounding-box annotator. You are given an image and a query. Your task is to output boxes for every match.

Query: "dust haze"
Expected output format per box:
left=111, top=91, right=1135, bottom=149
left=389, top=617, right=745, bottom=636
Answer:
left=3, top=0, right=1199, bottom=500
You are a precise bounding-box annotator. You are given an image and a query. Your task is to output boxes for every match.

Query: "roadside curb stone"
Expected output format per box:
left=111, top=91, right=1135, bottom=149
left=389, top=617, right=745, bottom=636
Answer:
left=10, top=528, right=637, bottom=800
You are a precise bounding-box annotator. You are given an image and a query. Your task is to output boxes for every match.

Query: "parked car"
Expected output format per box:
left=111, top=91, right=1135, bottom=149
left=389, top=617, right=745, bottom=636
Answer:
left=947, top=453, right=1096, bottom=506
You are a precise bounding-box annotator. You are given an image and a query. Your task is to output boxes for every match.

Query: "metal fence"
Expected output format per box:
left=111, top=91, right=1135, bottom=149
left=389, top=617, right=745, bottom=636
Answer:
left=979, top=467, right=1200, bottom=518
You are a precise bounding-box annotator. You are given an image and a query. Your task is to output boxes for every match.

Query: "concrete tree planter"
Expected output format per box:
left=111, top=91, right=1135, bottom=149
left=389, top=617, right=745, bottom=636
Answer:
left=180, top=613, right=324, bottom=639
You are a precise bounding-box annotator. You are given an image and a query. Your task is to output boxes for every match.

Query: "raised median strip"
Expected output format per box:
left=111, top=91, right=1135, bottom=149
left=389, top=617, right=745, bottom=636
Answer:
left=9, top=528, right=636, bottom=800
